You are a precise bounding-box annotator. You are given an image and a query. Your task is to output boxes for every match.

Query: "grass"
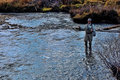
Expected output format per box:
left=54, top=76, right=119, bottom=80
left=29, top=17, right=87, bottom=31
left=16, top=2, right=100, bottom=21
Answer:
left=60, top=5, right=67, bottom=9
left=42, top=8, right=52, bottom=12
left=73, top=12, right=89, bottom=19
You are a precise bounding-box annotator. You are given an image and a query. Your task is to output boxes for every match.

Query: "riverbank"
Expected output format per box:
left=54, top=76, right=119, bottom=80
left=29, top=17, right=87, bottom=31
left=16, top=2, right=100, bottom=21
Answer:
left=1, top=0, right=120, bottom=24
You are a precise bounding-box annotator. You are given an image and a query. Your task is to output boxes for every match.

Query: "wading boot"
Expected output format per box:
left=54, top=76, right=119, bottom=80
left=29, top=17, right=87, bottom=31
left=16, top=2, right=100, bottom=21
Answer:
left=89, top=42, right=92, bottom=56
left=85, top=41, right=88, bottom=56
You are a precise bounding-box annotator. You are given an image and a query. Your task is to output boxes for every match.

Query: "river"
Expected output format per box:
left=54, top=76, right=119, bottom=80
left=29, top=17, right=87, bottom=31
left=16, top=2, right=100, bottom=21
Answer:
left=0, top=13, right=118, bottom=80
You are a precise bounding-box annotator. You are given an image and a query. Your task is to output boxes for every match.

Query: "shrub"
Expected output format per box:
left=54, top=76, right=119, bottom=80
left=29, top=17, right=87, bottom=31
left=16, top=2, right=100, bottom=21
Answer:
left=100, top=9, right=119, bottom=23
left=0, top=2, right=15, bottom=12
left=71, top=6, right=120, bottom=24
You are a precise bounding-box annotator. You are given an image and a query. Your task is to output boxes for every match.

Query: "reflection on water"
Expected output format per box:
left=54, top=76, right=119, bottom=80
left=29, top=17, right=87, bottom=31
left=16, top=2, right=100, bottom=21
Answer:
left=0, top=13, right=117, bottom=80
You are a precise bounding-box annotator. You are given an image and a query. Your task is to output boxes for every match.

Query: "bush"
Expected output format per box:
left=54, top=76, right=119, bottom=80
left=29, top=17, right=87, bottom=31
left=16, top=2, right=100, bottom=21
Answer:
left=0, top=2, right=15, bottom=12
left=71, top=8, right=120, bottom=24
left=100, top=10, right=119, bottom=23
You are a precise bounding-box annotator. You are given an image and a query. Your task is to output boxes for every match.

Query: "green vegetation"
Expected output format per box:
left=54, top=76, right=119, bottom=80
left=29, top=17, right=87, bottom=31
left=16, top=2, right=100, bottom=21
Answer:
left=42, top=8, right=52, bottom=12
left=60, top=5, right=67, bottom=9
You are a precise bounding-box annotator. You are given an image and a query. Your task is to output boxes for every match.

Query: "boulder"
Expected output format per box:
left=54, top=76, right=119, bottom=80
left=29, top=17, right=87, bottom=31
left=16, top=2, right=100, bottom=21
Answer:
left=1, top=24, right=10, bottom=29
left=111, top=65, right=120, bottom=80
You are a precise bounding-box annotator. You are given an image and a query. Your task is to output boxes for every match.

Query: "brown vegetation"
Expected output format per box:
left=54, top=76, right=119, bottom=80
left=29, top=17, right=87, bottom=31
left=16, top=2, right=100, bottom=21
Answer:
left=0, top=0, right=120, bottom=23
left=70, top=0, right=120, bottom=23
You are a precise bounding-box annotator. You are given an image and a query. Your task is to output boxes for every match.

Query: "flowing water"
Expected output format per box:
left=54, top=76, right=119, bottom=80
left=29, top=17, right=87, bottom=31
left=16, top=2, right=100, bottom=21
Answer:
left=0, top=13, right=118, bottom=80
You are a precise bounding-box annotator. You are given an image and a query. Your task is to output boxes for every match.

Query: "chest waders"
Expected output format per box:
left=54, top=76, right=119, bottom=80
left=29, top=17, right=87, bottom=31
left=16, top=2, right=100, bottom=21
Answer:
left=84, top=24, right=93, bottom=56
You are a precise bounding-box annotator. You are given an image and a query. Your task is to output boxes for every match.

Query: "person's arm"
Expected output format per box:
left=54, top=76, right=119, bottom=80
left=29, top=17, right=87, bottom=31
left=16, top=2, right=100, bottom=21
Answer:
left=84, top=24, right=88, bottom=31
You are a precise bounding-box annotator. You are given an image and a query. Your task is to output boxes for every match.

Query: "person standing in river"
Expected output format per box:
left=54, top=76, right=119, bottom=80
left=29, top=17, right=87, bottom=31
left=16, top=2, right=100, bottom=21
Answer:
left=84, top=18, right=96, bottom=56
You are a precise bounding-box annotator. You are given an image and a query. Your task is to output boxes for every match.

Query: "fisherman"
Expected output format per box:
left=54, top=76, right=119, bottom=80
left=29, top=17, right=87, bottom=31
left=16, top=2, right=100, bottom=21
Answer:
left=84, top=18, right=96, bottom=56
